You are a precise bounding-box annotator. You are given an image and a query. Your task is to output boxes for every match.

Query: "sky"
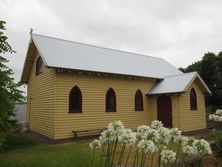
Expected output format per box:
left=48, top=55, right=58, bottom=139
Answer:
left=1, top=0, right=222, bottom=86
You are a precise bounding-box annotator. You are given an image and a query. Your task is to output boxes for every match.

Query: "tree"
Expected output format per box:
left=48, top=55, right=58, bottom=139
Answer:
left=180, top=52, right=222, bottom=107
left=0, top=20, right=24, bottom=148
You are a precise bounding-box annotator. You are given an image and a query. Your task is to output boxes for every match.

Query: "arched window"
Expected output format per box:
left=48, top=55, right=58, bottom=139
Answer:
left=190, top=88, right=197, bottom=110
left=36, top=57, right=43, bottom=75
left=106, top=88, right=116, bottom=112
left=135, top=89, right=143, bottom=111
left=69, top=86, right=82, bottom=113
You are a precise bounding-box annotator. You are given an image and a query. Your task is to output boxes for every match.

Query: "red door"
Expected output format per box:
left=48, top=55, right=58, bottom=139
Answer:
left=157, top=95, right=172, bottom=128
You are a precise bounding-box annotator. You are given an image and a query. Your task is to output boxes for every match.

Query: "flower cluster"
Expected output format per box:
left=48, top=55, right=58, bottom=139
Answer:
left=89, top=139, right=101, bottom=149
left=209, top=109, right=222, bottom=122
left=182, top=145, right=196, bottom=156
left=100, top=120, right=125, bottom=143
left=193, top=139, right=212, bottom=156
left=157, top=127, right=171, bottom=145
left=170, top=128, right=182, bottom=143
left=89, top=120, right=212, bottom=167
left=160, top=149, right=176, bottom=165
left=150, top=120, right=163, bottom=129
left=181, top=137, right=212, bottom=157
left=137, top=140, right=156, bottom=153
left=118, top=128, right=136, bottom=147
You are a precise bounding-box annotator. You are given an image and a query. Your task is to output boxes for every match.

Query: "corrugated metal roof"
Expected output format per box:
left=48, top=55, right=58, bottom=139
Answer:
left=148, top=72, right=197, bottom=95
left=31, top=33, right=182, bottom=79
left=147, top=72, right=211, bottom=95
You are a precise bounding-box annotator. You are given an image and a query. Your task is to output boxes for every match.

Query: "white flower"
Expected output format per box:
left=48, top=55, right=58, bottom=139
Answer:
left=193, top=139, right=212, bottom=156
left=100, top=129, right=116, bottom=143
left=209, top=109, right=222, bottom=122
left=100, top=121, right=125, bottom=143
left=157, top=127, right=171, bottom=145
left=89, top=139, right=101, bottom=149
left=180, top=136, right=189, bottom=145
left=216, top=109, right=222, bottom=115
left=136, top=125, right=151, bottom=140
left=150, top=120, right=163, bottom=130
left=138, top=140, right=156, bottom=153
left=170, top=128, right=182, bottom=143
left=107, top=120, right=125, bottom=134
left=209, top=114, right=216, bottom=120
left=182, top=145, right=197, bottom=156
left=161, top=150, right=176, bottom=165
left=146, top=129, right=160, bottom=143
left=119, top=129, right=136, bottom=147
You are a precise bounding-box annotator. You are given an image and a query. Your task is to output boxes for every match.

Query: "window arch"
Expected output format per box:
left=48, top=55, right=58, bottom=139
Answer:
left=106, top=88, right=116, bottom=112
left=135, top=89, right=143, bottom=111
left=69, top=86, right=82, bottom=113
left=36, top=57, right=43, bottom=75
left=190, top=88, right=197, bottom=110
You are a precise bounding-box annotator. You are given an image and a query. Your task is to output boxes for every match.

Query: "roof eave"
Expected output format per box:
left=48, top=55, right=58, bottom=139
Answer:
left=20, top=36, right=34, bottom=83
left=48, top=66, right=164, bottom=80
left=147, top=91, right=185, bottom=96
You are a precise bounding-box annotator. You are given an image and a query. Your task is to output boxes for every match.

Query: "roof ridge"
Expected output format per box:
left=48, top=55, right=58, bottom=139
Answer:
left=164, top=71, right=197, bottom=78
left=32, top=33, right=164, bottom=61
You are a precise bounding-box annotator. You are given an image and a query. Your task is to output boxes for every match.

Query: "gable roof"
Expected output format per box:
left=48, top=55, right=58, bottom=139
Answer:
left=21, top=33, right=183, bottom=82
left=147, top=72, right=211, bottom=95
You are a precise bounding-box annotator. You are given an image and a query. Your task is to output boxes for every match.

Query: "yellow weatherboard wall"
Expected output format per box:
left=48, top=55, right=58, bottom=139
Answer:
left=179, top=79, right=207, bottom=131
left=27, top=52, right=56, bottom=138
left=54, top=72, right=156, bottom=139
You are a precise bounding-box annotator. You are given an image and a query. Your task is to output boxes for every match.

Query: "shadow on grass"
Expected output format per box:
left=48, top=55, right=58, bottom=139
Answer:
left=0, top=134, right=94, bottom=167
left=4, top=134, right=38, bottom=150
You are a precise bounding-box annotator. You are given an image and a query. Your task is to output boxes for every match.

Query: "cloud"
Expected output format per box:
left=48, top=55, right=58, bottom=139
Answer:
left=1, top=0, right=222, bottom=89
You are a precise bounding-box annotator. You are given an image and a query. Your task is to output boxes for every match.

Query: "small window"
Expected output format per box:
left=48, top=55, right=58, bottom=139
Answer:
left=36, top=57, right=43, bottom=75
left=69, top=86, right=82, bottom=113
left=135, top=89, right=143, bottom=111
left=106, top=88, right=116, bottom=112
left=190, top=88, right=197, bottom=110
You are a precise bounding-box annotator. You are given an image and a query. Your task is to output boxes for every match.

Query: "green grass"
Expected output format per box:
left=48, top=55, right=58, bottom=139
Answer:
left=2, top=131, right=222, bottom=167
left=0, top=135, right=94, bottom=167
left=203, top=130, right=222, bottom=141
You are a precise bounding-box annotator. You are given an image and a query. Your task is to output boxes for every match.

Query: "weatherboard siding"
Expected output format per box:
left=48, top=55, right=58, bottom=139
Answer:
left=171, top=95, right=181, bottom=129
left=27, top=52, right=56, bottom=138
left=54, top=73, right=156, bottom=139
left=180, top=80, right=206, bottom=131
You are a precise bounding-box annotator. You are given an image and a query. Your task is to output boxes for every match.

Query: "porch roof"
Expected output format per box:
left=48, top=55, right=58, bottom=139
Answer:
left=147, top=72, right=211, bottom=95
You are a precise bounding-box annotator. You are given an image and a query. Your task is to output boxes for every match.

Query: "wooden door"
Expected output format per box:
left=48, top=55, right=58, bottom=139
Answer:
left=157, top=95, right=172, bottom=128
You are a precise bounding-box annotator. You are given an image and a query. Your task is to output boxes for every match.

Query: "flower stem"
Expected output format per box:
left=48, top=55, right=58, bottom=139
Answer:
left=155, top=151, right=161, bottom=167
left=124, top=146, right=132, bottom=167
left=140, top=150, right=144, bottom=167
left=90, top=149, right=95, bottom=167
left=173, top=141, right=181, bottom=167
left=105, top=143, right=111, bottom=167
left=111, top=139, right=118, bottom=167
left=151, top=153, right=154, bottom=167
left=133, top=149, right=139, bottom=167
left=194, top=154, right=199, bottom=167
left=141, top=152, right=147, bottom=167
left=118, top=145, right=126, bottom=166
left=99, top=144, right=105, bottom=167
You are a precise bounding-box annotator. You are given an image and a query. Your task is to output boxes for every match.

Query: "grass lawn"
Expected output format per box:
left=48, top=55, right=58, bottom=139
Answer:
left=0, top=135, right=94, bottom=167
left=202, top=130, right=222, bottom=141
left=1, top=131, right=222, bottom=167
